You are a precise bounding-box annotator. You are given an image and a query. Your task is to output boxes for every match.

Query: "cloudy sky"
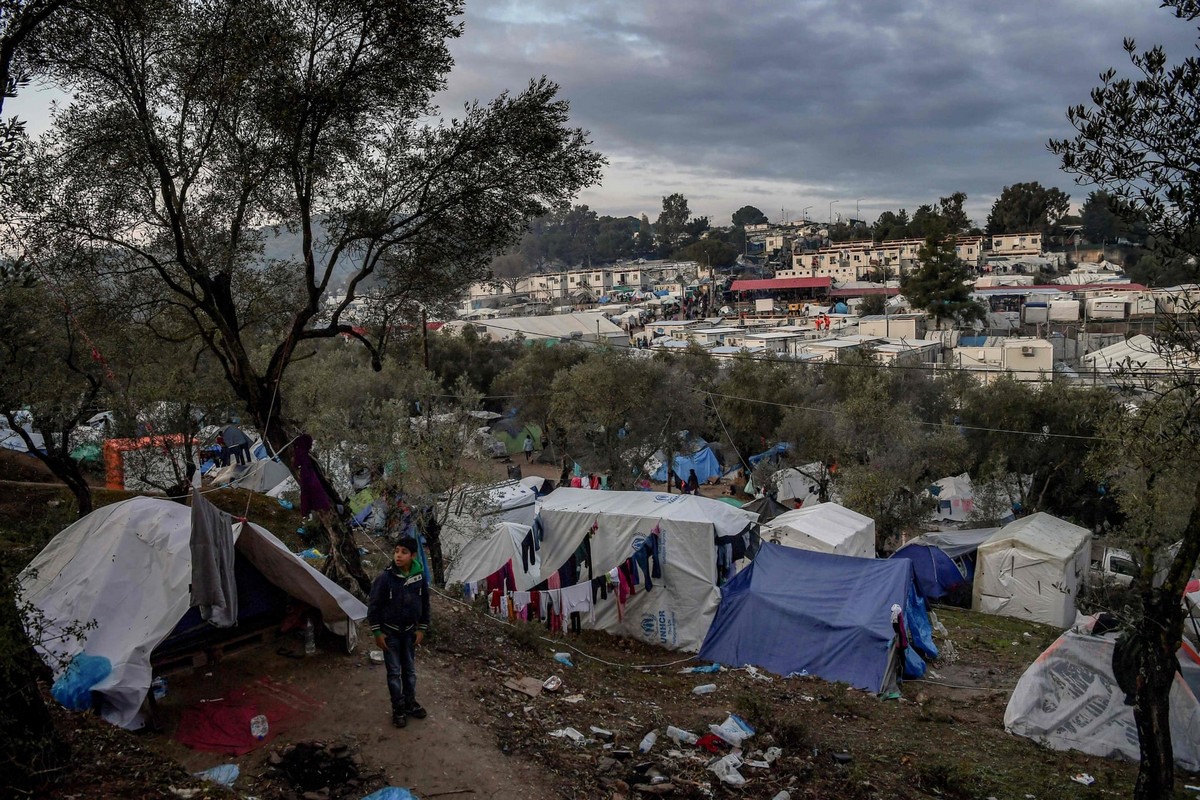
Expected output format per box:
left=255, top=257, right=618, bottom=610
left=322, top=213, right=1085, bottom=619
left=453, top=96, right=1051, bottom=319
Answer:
left=9, top=0, right=1196, bottom=228
left=433, top=0, right=1197, bottom=227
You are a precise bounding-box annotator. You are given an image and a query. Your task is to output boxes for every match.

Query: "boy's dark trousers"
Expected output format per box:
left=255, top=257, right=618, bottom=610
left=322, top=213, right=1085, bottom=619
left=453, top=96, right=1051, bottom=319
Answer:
left=383, top=630, right=418, bottom=712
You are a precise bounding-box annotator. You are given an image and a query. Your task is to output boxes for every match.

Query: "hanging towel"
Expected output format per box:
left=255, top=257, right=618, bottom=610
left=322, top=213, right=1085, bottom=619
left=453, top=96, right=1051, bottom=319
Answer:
left=190, top=488, right=238, bottom=628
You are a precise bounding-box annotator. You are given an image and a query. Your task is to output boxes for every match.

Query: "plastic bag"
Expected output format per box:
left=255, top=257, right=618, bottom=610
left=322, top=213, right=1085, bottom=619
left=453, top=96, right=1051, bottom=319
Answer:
left=709, top=714, right=755, bottom=747
left=706, top=753, right=746, bottom=785
left=361, top=789, right=419, bottom=800
left=193, top=764, right=239, bottom=786
left=250, top=714, right=268, bottom=740
left=51, top=653, right=113, bottom=711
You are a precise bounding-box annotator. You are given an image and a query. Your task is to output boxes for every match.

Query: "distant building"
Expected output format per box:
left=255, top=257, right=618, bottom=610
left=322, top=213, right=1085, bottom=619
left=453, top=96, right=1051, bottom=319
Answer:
left=951, top=336, right=1054, bottom=384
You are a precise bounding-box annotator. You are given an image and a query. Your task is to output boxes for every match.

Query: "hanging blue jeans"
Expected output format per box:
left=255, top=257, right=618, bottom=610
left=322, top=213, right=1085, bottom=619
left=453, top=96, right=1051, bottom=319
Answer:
left=383, top=630, right=417, bottom=712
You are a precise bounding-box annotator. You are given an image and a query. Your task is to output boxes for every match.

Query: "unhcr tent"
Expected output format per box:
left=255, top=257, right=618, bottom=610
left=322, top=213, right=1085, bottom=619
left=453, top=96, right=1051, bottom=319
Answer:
left=972, top=512, right=1090, bottom=628
left=698, top=544, right=933, bottom=694
left=1005, top=621, right=1200, bottom=769
left=20, top=497, right=366, bottom=730
left=762, top=503, right=875, bottom=558
left=535, top=489, right=757, bottom=651
left=444, top=521, right=542, bottom=591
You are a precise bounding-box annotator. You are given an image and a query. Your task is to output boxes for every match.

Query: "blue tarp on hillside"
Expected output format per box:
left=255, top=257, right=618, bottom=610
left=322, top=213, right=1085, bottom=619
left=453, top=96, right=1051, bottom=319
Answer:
left=891, top=543, right=966, bottom=601
left=698, top=543, right=928, bottom=693
left=650, top=446, right=722, bottom=485
left=747, top=442, right=790, bottom=468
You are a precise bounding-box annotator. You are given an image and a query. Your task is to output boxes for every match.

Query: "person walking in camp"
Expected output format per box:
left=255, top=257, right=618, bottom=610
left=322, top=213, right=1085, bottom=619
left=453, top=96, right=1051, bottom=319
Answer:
left=687, top=469, right=700, bottom=495
left=368, top=536, right=430, bottom=728
left=221, top=421, right=251, bottom=465
left=523, top=434, right=534, bottom=462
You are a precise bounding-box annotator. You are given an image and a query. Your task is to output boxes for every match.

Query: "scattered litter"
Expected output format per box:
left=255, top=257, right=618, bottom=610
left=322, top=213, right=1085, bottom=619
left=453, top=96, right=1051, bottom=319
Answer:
left=368, top=650, right=385, bottom=664
left=297, top=547, right=323, bottom=561
left=639, top=730, right=658, bottom=753
left=832, top=751, right=852, bottom=765
left=1071, top=773, right=1095, bottom=786
left=589, top=726, right=614, bottom=741
left=1023, top=632, right=1032, bottom=638
left=709, top=714, right=755, bottom=747
left=695, top=733, right=726, bottom=753
left=763, top=746, right=781, bottom=763
left=277, top=498, right=293, bottom=510
left=542, top=675, right=563, bottom=693
left=1184, top=786, right=1200, bottom=792
left=562, top=693, right=585, bottom=704
left=503, top=676, right=544, bottom=698
left=744, top=665, right=773, bottom=682
left=800, top=695, right=815, bottom=702
left=679, top=663, right=722, bottom=674
left=549, top=727, right=585, bottom=743
left=553, top=652, right=575, bottom=667
left=249, top=714, right=268, bottom=741
left=151, top=676, right=168, bottom=700
left=169, top=788, right=200, bottom=799
left=772, top=792, right=791, bottom=800
left=193, top=764, right=239, bottom=786
left=665, top=725, right=698, bottom=745
left=706, top=753, right=746, bottom=785
left=692, top=683, right=717, bottom=695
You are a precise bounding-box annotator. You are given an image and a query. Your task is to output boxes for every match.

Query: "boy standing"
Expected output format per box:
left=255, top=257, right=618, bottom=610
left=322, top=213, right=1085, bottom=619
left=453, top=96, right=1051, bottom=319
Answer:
left=368, top=536, right=430, bottom=728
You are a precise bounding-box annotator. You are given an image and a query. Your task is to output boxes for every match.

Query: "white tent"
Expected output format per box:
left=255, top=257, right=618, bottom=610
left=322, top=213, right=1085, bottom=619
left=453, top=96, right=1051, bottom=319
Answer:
left=930, top=473, right=974, bottom=522
left=772, top=465, right=822, bottom=506
left=440, top=480, right=539, bottom=582
left=1005, top=619, right=1200, bottom=769
left=19, top=497, right=367, bottom=730
left=761, top=502, right=875, bottom=558
left=535, top=489, right=757, bottom=652
left=972, top=512, right=1090, bottom=628
left=207, top=458, right=297, bottom=497
left=444, top=521, right=542, bottom=590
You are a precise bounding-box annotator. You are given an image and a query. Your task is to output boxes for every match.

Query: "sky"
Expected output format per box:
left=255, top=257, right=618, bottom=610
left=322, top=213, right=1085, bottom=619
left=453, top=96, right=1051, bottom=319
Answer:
left=9, top=0, right=1198, bottom=229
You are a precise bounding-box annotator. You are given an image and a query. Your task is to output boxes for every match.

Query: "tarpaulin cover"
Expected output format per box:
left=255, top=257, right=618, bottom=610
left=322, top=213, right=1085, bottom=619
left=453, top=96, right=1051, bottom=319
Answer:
left=891, top=543, right=966, bottom=600
left=906, top=528, right=998, bottom=560
left=20, top=497, right=366, bottom=730
left=1005, top=624, right=1200, bottom=769
left=174, top=677, right=325, bottom=755
left=762, top=503, right=875, bottom=559
left=698, top=543, right=918, bottom=693
left=649, top=446, right=722, bottom=485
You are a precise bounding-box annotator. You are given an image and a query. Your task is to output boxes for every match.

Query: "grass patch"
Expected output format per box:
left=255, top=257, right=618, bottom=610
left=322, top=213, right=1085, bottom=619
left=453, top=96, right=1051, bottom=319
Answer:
left=735, top=691, right=812, bottom=750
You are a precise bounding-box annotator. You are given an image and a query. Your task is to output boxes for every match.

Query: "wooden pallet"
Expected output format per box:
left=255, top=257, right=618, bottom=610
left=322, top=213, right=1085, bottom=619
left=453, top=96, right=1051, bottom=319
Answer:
left=151, top=624, right=278, bottom=675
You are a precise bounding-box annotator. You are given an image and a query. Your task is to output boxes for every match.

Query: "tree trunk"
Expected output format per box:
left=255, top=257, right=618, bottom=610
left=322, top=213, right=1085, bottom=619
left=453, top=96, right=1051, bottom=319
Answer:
left=8, top=422, right=93, bottom=518
left=1, top=564, right=69, bottom=793
left=1133, top=590, right=1185, bottom=799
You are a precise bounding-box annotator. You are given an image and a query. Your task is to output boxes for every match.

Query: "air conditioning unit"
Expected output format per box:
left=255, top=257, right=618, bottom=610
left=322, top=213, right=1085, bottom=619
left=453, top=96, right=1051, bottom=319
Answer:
left=1020, top=346, right=1035, bottom=356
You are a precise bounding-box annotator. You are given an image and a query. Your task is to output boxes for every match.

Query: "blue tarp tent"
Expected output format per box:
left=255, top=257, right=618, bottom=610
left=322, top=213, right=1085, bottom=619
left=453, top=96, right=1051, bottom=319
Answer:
left=698, top=543, right=935, bottom=693
left=891, top=543, right=966, bottom=601
left=649, top=446, right=722, bottom=485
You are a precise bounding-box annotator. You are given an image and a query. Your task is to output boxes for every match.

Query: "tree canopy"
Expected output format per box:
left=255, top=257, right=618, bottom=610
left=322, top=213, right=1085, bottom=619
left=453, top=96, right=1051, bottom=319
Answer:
left=732, top=205, right=768, bottom=227
left=902, top=232, right=985, bottom=328
left=986, top=182, right=1071, bottom=235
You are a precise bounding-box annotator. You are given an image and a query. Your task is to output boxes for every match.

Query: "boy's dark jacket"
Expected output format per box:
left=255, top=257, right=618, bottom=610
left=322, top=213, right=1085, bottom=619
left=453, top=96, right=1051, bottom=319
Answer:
left=367, top=561, right=430, bottom=635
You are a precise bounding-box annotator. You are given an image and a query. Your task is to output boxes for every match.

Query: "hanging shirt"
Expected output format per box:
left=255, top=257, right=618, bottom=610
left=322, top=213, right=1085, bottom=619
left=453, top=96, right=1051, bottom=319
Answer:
left=560, top=582, right=594, bottom=623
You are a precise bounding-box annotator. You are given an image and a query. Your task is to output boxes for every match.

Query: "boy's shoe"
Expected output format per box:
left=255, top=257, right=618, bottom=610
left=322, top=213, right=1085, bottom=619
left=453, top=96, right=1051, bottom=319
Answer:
left=392, top=710, right=407, bottom=728
left=405, top=702, right=427, bottom=720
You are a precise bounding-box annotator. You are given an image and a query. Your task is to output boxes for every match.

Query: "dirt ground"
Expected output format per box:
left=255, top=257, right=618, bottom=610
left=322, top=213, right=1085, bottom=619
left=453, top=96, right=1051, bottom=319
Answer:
left=4, top=448, right=1198, bottom=799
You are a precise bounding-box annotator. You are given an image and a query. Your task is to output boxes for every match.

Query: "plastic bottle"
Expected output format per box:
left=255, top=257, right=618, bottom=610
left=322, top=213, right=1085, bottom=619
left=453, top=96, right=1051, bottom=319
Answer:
left=638, top=730, right=658, bottom=753
left=303, top=618, right=316, bottom=656
left=151, top=676, right=168, bottom=700
left=692, top=683, right=717, bottom=695
left=249, top=714, right=269, bottom=740
left=665, top=725, right=698, bottom=745
left=771, top=792, right=792, bottom=800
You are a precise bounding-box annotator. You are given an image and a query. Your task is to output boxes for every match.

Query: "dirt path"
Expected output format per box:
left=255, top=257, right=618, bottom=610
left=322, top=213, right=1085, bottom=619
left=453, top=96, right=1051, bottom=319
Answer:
left=153, top=630, right=558, bottom=799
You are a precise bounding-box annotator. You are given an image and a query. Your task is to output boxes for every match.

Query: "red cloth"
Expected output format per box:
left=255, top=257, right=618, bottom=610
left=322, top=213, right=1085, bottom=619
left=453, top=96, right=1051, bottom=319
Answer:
left=174, top=677, right=324, bottom=755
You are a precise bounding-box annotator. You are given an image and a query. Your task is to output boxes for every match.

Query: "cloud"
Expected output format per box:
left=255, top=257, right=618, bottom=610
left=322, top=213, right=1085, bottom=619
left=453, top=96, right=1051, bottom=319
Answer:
left=435, top=0, right=1198, bottom=226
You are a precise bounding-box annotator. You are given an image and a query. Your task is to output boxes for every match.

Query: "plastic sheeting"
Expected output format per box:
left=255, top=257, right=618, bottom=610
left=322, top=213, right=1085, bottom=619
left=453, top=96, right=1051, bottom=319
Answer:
left=444, top=521, right=542, bottom=591
left=648, top=446, right=722, bottom=485
left=698, top=544, right=921, bottom=693
left=972, top=512, right=1090, bottom=628
left=19, top=497, right=366, bottom=730
left=906, top=528, right=998, bottom=560
left=536, top=489, right=757, bottom=652
left=761, top=503, right=875, bottom=558
left=1005, top=624, right=1200, bottom=770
